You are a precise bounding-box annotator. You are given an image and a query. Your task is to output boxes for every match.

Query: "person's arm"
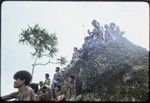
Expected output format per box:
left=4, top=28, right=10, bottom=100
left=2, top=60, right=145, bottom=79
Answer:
left=1, top=92, right=17, bottom=101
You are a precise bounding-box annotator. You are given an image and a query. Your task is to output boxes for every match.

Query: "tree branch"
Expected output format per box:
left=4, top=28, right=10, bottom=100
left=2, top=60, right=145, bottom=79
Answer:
left=34, top=57, right=59, bottom=66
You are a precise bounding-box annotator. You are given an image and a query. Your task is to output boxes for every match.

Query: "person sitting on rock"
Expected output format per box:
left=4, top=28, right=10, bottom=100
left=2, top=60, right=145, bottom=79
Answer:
left=1, top=70, right=36, bottom=101
left=82, top=36, right=91, bottom=61
left=71, top=47, right=81, bottom=65
left=104, top=24, right=113, bottom=43
left=39, top=81, right=43, bottom=89
left=115, top=26, right=125, bottom=37
left=53, top=67, right=61, bottom=87
left=88, top=20, right=104, bottom=41
left=39, top=81, right=47, bottom=92
left=66, top=75, right=76, bottom=99
left=38, top=81, right=47, bottom=101
left=109, top=23, right=117, bottom=40
left=82, top=36, right=91, bottom=49
left=44, top=73, right=51, bottom=89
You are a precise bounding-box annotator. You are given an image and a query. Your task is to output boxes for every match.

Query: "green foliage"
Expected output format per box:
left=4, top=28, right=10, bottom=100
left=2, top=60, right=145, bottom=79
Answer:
left=19, top=24, right=58, bottom=58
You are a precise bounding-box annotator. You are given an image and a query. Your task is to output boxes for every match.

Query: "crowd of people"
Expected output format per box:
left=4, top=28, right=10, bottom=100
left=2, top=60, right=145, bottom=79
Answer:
left=0, top=67, right=76, bottom=101
left=0, top=20, right=125, bottom=101
left=87, top=19, right=124, bottom=43
left=70, top=20, right=125, bottom=63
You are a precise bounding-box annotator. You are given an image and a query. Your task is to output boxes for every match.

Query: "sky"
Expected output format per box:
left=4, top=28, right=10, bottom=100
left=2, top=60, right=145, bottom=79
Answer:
left=1, top=1, right=149, bottom=96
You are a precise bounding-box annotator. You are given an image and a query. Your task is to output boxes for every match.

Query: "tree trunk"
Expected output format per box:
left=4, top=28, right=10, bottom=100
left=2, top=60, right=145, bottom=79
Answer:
left=31, top=55, right=38, bottom=82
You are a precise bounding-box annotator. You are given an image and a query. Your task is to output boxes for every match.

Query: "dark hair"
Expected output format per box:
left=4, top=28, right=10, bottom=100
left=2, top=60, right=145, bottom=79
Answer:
left=74, top=47, right=77, bottom=50
left=92, top=19, right=97, bottom=25
left=56, top=67, right=60, bottom=71
left=68, top=75, right=75, bottom=80
left=39, top=81, right=43, bottom=84
left=45, top=73, right=49, bottom=77
left=29, top=83, right=39, bottom=93
left=13, top=70, right=32, bottom=85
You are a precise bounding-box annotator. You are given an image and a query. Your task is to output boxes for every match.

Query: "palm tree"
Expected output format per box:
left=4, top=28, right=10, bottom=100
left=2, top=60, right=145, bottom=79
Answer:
left=18, top=24, right=67, bottom=81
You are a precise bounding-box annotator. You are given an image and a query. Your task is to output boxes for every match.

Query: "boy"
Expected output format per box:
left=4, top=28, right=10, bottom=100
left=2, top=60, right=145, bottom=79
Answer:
left=1, top=70, right=36, bottom=101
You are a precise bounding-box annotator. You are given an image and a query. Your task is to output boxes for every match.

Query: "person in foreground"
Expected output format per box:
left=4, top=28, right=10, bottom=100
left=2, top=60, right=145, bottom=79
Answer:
left=1, top=70, right=36, bottom=101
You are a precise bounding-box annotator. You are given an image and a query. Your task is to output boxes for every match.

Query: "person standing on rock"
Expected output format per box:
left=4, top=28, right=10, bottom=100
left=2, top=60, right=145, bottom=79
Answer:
left=1, top=70, right=36, bottom=101
left=52, top=67, right=61, bottom=100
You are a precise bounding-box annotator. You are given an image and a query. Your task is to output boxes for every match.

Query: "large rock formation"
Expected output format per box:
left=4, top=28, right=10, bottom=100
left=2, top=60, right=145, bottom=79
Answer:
left=61, top=21, right=149, bottom=102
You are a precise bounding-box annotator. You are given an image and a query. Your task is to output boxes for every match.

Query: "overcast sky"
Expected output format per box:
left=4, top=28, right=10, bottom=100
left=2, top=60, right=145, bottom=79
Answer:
left=1, top=1, right=149, bottom=96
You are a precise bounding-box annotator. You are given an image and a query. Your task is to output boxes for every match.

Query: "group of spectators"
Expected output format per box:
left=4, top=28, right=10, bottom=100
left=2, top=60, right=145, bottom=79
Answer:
left=0, top=67, right=77, bottom=101
left=70, top=20, right=125, bottom=63
left=0, top=20, right=125, bottom=101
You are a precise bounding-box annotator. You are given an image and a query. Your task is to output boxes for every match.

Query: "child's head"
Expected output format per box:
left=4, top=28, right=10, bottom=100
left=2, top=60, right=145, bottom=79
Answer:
left=13, top=70, right=32, bottom=88
left=45, top=73, right=49, bottom=79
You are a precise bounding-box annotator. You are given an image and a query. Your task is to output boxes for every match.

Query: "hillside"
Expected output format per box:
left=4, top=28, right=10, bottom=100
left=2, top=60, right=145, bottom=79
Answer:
left=61, top=21, right=149, bottom=101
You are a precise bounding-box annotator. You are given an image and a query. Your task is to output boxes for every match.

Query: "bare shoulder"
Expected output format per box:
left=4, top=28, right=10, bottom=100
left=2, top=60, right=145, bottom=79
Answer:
left=28, top=87, right=34, bottom=93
